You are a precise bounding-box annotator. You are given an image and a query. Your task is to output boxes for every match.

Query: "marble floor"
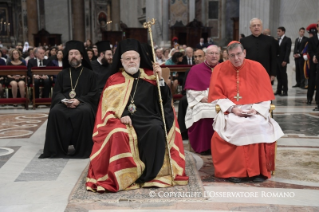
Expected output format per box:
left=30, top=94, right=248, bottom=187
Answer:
left=0, top=65, right=319, bottom=212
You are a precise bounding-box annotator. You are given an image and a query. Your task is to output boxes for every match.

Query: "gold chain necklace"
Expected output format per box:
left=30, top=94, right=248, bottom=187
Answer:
left=233, top=62, right=245, bottom=102
left=127, top=73, right=140, bottom=114
left=69, top=67, right=83, bottom=99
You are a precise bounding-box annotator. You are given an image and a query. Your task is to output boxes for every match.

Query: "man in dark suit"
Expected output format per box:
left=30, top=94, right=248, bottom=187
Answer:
left=276, top=26, right=292, bottom=96
left=27, top=47, right=52, bottom=98
left=181, top=47, right=195, bottom=65
left=195, top=38, right=207, bottom=50
left=308, top=22, right=319, bottom=110
left=240, top=18, right=277, bottom=84
left=293, top=27, right=308, bottom=88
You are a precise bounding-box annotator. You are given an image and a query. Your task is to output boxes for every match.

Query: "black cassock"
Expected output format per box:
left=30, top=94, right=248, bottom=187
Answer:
left=121, top=70, right=174, bottom=183
left=91, top=60, right=115, bottom=97
left=39, top=66, right=98, bottom=158
left=240, top=34, right=278, bottom=76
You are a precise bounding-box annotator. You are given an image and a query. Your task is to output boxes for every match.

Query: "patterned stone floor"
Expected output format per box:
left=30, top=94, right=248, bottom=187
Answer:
left=0, top=64, right=319, bottom=212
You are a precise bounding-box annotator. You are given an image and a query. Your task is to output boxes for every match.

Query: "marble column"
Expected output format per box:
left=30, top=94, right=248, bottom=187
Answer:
left=162, top=0, right=169, bottom=44
left=111, top=0, right=120, bottom=31
left=189, top=0, right=195, bottom=22
left=26, top=0, right=38, bottom=46
left=146, top=0, right=162, bottom=45
left=72, top=0, right=85, bottom=42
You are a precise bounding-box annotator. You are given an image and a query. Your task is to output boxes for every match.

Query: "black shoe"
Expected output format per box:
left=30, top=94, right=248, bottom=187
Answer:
left=200, top=150, right=211, bottom=155
left=227, top=177, right=243, bottom=183
left=292, top=84, right=300, bottom=88
left=252, top=175, right=267, bottom=183
left=280, top=92, right=288, bottom=96
left=307, top=100, right=312, bottom=105
left=274, top=91, right=281, bottom=95
left=313, top=106, right=319, bottom=111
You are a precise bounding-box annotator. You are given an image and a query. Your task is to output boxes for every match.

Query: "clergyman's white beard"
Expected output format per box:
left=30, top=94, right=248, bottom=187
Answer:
left=123, top=64, right=140, bottom=75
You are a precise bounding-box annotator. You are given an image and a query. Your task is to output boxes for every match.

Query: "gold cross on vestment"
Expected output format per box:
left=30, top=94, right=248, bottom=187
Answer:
left=234, top=93, right=242, bottom=101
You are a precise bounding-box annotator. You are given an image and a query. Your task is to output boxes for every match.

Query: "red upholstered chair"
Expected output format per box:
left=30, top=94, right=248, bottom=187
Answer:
left=0, top=66, right=29, bottom=109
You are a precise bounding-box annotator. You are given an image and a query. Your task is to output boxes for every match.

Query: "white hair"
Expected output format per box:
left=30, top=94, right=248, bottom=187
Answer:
left=249, top=18, right=263, bottom=25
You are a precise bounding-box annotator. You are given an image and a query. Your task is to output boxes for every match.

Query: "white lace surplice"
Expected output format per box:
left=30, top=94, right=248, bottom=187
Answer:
left=213, top=99, right=284, bottom=146
left=185, top=89, right=217, bottom=129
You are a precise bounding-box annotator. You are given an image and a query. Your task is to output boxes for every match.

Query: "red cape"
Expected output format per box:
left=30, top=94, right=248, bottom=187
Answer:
left=208, top=59, right=274, bottom=104
left=86, top=68, right=188, bottom=192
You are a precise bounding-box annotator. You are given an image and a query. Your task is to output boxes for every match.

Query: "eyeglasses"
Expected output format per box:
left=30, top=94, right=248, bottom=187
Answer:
left=122, top=57, right=139, bottom=62
left=229, top=52, right=243, bottom=58
left=206, top=52, right=219, bottom=56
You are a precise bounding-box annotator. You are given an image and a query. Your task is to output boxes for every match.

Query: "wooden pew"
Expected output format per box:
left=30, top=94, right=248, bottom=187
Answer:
left=31, top=67, right=62, bottom=109
left=0, top=66, right=29, bottom=109
left=160, top=65, right=192, bottom=100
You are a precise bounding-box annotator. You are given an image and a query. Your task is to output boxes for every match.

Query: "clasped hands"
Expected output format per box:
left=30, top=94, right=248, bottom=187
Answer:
left=34, top=75, right=49, bottom=80
left=64, top=99, right=80, bottom=108
left=231, top=107, right=257, bottom=117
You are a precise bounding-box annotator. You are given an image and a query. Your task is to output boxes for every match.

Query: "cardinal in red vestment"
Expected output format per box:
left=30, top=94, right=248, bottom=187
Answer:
left=86, top=39, right=188, bottom=192
left=208, top=41, right=284, bottom=183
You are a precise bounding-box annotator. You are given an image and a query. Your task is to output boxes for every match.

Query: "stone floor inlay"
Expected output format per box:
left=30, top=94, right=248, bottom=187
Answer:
left=0, top=113, right=48, bottom=139
left=15, top=150, right=69, bottom=182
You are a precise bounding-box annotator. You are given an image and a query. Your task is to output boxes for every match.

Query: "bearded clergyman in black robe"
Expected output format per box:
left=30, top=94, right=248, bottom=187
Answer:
left=39, top=40, right=98, bottom=158
left=91, top=41, right=115, bottom=97
left=86, top=39, right=188, bottom=192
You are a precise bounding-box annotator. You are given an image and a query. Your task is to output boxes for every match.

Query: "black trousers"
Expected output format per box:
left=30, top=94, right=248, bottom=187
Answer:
left=34, top=78, right=51, bottom=98
left=177, top=95, right=188, bottom=139
left=307, top=62, right=319, bottom=104
left=276, top=60, right=288, bottom=93
left=295, top=58, right=306, bottom=87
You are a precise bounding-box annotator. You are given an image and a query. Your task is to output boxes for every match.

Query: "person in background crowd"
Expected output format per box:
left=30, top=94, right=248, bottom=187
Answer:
left=195, top=38, right=207, bottom=49
left=0, top=51, right=5, bottom=98
left=155, top=48, right=165, bottom=64
left=6, top=49, right=26, bottom=100
left=182, top=47, right=195, bottom=65
left=163, top=48, right=170, bottom=61
left=92, top=45, right=98, bottom=60
left=307, top=21, right=319, bottom=110
left=52, top=49, right=63, bottom=67
left=27, top=47, right=52, bottom=98
left=263, top=29, right=271, bottom=36
left=25, top=48, right=34, bottom=65
left=276, top=26, right=292, bottom=96
left=86, top=39, right=93, bottom=48
left=240, top=18, right=277, bottom=85
left=293, top=27, right=308, bottom=89
left=87, top=48, right=94, bottom=61
left=22, top=42, right=29, bottom=53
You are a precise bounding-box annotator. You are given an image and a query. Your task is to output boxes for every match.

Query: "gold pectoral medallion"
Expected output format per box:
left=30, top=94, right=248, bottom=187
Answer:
left=69, top=89, right=76, bottom=99
left=128, top=102, right=137, bottom=114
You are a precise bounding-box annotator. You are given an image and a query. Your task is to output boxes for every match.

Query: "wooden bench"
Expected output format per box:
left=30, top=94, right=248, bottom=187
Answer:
left=31, top=67, right=62, bottom=109
left=0, top=66, right=29, bottom=109
left=160, top=65, right=192, bottom=100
